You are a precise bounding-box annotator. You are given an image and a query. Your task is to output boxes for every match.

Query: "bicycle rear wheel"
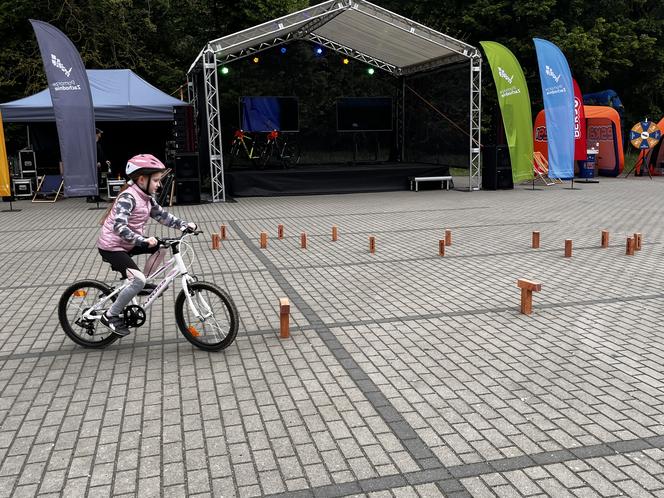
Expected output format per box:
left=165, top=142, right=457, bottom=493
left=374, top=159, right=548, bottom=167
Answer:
left=175, top=281, right=238, bottom=351
left=58, top=280, right=119, bottom=348
left=227, top=141, right=241, bottom=167
left=282, top=141, right=301, bottom=166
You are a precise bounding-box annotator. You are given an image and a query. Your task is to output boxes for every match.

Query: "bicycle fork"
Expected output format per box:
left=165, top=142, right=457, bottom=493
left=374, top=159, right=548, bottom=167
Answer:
left=181, top=276, right=213, bottom=321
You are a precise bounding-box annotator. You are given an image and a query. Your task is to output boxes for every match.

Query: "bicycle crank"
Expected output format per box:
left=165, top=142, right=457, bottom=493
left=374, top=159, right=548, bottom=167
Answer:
left=124, top=305, right=146, bottom=328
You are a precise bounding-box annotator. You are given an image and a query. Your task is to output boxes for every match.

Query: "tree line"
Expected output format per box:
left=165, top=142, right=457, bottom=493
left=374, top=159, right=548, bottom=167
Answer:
left=1, top=0, right=662, bottom=140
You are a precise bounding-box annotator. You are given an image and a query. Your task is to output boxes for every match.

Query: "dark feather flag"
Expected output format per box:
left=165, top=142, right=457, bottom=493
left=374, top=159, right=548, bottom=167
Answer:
left=30, top=19, right=97, bottom=197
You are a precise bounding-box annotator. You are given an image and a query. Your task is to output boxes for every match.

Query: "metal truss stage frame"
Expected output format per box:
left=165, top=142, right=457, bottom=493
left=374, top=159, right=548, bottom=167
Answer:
left=188, top=0, right=482, bottom=202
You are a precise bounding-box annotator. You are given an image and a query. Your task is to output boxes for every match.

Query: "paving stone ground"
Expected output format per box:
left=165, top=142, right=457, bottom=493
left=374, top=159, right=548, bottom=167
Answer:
left=1, top=177, right=664, bottom=497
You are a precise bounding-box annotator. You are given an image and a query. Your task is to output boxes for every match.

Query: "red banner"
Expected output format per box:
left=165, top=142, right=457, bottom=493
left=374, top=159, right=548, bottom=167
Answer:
left=573, top=79, right=587, bottom=161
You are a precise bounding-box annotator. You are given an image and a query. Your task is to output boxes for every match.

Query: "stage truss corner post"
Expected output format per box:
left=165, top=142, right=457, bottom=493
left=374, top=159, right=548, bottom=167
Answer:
left=186, top=72, right=198, bottom=150
left=396, top=76, right=405, bottom=162
left=203, top=47, right=226, bottom=202
left=469, top=52, right=482, bottom=191
left=187, top=73, right=196, bottom=115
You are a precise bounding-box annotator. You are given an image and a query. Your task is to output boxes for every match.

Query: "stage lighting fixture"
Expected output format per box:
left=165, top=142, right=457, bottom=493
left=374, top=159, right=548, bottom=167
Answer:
left=367, top=67, right=375, bottom=75
left=343, top=58, right=349, bottom=65
left=253, top=56, right=260, bottom=64
left=220, top=67, right=229, bottom=75
left=280, top=47, right=287, bottom=54
left=314, top=47, right=323, bottom=56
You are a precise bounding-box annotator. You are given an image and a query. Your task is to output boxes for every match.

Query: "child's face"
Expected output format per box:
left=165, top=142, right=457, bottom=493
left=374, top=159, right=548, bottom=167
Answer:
left=138, top=173, right=162, bottom=194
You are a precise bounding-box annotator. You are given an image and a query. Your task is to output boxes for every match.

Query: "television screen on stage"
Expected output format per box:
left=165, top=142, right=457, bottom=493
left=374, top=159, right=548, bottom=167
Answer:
left=336, top=97, right=393, bottom=132
left=240, top=96, right=299, bottom=132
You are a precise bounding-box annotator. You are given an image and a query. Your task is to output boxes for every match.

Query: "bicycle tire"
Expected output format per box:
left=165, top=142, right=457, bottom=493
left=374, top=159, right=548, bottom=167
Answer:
left=282, top=142, right=301, bottom=166
left=227, top=142, right=240, bottom=167
left=58, top=280, right=119, bottom=348
left=175, top=281, right=239, bottom=351
left=229, top=141, right=241, bottom=157
left=261, top=142, right=274, bottom=166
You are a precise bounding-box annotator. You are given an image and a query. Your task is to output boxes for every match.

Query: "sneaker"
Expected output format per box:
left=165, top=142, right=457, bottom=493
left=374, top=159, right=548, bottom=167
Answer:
left=100, top=313, right=131, bottom=337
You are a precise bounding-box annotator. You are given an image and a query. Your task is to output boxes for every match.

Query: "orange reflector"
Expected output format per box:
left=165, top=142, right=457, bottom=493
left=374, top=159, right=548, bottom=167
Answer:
left=187, top=326, right=200, bottom=337
left=73, top=290, right=87, bottom=297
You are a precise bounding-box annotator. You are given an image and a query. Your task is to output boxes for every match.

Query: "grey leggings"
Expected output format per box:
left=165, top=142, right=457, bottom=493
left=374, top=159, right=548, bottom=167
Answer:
left=99, top=247, right=166, bottom=317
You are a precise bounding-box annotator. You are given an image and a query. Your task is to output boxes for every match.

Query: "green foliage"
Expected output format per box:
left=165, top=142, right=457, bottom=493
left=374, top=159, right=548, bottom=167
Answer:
left=0, top=0, right=662, bottom=135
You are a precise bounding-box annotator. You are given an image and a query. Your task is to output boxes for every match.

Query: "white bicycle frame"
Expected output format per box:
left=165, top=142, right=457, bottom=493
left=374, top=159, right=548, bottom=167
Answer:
left=82, top=236, right=212, bottom=323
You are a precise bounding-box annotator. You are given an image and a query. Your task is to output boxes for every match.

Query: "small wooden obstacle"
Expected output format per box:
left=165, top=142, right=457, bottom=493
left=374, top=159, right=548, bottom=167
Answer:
left=445, top=229, right=452, bottom=246
left=331, top=225, right=338, bottom=241
left=438, top=239, right=445, bottom=256
left=220, top=224, right=227, bottom=240
left=634, top=233, right=642, bottom=251
left=517, top=279, right=542, bottom=315
left=279, top=298, right=290, bottom=339
left=626, top=237, right=635, bottom=256
left=301, top=232, right=308, bottom=249
left=601, top=230, right=609, bottom=248
left=532, top=231, right=540, bottom=249
left=564, top=239, right=572, bottom=258
left=211, top=233, right=220, bottom=249
left=278, top=224, right=284, bottom=239
left=369, top=236, right=376, bottom=254
left=260, top=231, right=268, bottom=249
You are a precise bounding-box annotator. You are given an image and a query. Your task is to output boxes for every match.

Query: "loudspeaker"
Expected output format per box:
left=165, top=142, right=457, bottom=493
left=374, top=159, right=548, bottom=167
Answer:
left=175, top=179, right=201, bottom=205
left=482, top=145, right=513, bottom=190
left=173, top=106, right=196, bottom=152
left=174, top=153, right=199, bottom=180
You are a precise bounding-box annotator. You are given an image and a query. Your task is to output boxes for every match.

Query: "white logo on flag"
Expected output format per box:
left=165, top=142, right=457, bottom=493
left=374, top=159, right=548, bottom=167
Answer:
left=498, top=67, right=513, bottom=84
left=545, top=65, right=561, bottom=83
left=51, top=54, right=72, bottom=77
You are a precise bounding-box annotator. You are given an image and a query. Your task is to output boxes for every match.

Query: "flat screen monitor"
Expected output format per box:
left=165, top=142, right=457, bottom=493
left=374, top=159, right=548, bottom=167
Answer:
left=240, top=96, right=299, bottom=132
left=336, top=97, right=393, bottom=132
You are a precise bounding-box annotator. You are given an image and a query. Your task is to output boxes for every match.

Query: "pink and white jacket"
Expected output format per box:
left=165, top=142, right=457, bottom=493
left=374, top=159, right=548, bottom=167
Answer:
left=97, top=183, right=187, bottom=252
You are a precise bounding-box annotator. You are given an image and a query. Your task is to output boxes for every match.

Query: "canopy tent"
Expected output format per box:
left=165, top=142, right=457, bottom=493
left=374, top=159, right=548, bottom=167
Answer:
left=0, top=69, right=185, bottom=122
left=534, top=106, right=624, bottom=177
left=187, top=0, right=482, bottom=201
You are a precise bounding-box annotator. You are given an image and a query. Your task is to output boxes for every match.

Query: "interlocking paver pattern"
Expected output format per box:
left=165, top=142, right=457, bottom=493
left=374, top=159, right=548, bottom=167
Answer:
left=1, top=177, right=664, bottom=496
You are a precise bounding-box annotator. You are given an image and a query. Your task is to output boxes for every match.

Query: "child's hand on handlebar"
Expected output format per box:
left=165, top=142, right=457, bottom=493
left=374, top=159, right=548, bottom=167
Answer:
left=183, top=222, right=198, bottom=233
left=146, top=237, right=159, bottom=247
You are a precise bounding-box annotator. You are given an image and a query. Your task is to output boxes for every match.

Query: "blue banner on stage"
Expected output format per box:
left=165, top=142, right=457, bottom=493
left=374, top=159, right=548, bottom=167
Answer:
left=241, top=97, right=281, bottom=132
left=30, top=19, right=97, bottom=197
left=534, top=38, right=575, bottom=179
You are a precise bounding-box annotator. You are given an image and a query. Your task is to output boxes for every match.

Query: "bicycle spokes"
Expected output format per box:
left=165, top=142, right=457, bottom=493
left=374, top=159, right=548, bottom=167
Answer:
left=59, top=281, right=118, bottom=347
left=183, top=287, right=231, bottom=344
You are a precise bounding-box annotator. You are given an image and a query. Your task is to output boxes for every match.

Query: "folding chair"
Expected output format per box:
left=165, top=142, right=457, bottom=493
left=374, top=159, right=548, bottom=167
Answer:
left=532, top=152, right=563, bottom=186
left=32, top=175, right=64, bottom=203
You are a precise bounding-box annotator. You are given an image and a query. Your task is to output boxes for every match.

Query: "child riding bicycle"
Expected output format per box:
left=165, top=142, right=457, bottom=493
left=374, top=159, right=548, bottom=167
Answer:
left=97, top=154, right=197, bottom=337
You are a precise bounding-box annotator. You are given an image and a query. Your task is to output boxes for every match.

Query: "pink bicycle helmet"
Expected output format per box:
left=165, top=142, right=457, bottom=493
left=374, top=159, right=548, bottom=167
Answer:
left=126, top=154, right=166, bottom=177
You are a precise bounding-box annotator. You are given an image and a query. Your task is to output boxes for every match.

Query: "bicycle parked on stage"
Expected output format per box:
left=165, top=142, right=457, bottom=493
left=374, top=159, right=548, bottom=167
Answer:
left=261, top=130, right=301, bottom=167
left=228, top=129, right=265, bottom=165
left=58, top=229, right=239, bottom=352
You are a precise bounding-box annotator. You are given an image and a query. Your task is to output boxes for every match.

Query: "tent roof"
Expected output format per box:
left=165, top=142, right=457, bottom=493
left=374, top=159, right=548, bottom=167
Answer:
left=0, top=69, right=185, bottom=123
left=190, top=0, right=479, bottom=76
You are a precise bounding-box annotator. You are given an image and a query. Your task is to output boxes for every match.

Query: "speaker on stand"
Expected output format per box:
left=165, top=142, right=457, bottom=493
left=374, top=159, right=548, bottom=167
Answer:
left=482, top=145, right=513, bottom=190
left=174, top=152, right=200, bottom=204
left=173, top=106, right=196, bottom=153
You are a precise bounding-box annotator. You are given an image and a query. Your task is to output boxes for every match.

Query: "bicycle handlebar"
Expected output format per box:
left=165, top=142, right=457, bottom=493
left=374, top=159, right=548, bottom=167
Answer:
left=157, top=230, right=203, bottom=247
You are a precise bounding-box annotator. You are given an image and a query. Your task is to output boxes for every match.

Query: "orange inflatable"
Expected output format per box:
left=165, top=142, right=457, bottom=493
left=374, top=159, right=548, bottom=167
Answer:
left=534, top=106, right=624, bottom=176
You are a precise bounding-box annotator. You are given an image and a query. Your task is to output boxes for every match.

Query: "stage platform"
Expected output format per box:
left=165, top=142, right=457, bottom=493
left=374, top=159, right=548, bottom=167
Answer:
left=225, top=162, right=453, bottom=196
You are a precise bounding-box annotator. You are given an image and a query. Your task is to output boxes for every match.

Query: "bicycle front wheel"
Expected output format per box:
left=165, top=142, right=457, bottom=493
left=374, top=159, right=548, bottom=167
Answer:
left=175, top=281, right=238, bottom=351
left=58, top=280, right=119, bottom=348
